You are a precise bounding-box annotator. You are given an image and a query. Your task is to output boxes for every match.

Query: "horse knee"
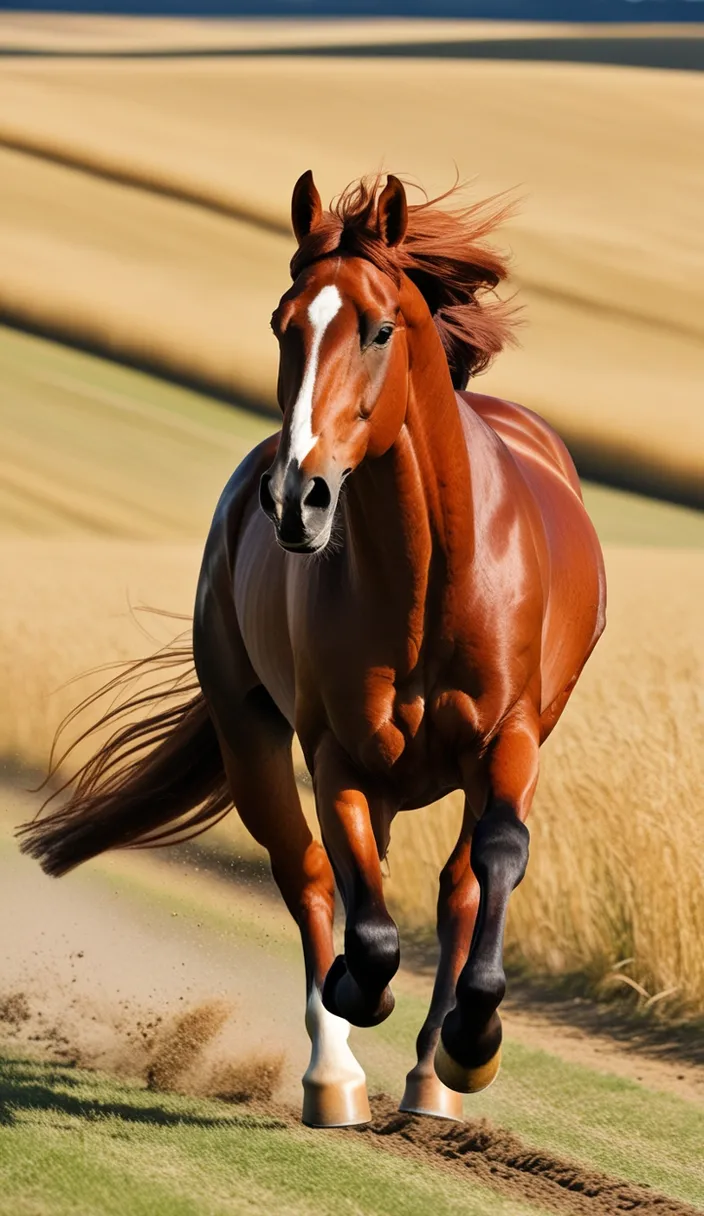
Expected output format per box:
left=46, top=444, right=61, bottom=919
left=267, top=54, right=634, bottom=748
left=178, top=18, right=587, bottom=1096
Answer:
left=471, top=803, right=529, bottom=891
left=270, top=839, right=335, bottom=927
left=299, top=841, right=336, bottom=906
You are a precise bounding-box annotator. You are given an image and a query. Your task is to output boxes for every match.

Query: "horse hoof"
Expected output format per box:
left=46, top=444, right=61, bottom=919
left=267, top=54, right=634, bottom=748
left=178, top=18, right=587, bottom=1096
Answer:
left=399, top=1069, right=464, bottom=1120
left=302, top=1077, right=371, bottom=1128
left=433, top=1039, right=502, bottom=1095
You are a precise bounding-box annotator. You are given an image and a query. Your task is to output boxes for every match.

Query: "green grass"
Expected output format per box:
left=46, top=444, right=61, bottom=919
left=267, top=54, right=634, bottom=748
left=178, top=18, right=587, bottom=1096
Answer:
left=1, top=323, right=702, bottom=547
left=0, top=1055, right=544, bottom=1216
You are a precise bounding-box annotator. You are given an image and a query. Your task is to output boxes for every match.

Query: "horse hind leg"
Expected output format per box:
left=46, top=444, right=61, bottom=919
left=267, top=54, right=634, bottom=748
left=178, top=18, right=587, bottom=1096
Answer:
left=400, top=798, right=479, bottom=1121
left=206, top=687, right=370, bottom=1127
left=435, top=716, right=536, bottom=1094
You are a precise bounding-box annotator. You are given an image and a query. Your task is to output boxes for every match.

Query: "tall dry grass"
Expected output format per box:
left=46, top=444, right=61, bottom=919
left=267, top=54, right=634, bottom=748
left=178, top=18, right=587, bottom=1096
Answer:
left=0, top=540, right=200, bottom=777
left=511, top=652, right=703, bottom=1015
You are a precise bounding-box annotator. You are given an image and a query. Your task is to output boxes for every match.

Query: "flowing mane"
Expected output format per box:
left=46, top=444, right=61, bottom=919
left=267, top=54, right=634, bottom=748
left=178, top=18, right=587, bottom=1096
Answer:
left=290, top=175, right=517, bottom=388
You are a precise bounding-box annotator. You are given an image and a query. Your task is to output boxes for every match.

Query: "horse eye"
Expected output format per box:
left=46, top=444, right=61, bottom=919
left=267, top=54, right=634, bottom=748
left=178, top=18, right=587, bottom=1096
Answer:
left=373, top=325, right=394, bottom=347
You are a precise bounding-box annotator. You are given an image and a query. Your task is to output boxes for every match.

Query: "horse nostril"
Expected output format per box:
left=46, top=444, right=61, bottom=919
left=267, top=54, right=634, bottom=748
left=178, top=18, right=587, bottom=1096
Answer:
left=303, top=477, right=332, bottom=512
left=259, top=473, right=277, bottom=517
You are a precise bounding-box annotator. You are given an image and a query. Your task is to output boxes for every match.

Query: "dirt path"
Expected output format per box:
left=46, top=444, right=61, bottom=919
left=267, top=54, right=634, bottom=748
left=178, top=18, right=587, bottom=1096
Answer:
left=0, top=790, right=311, bottom=1107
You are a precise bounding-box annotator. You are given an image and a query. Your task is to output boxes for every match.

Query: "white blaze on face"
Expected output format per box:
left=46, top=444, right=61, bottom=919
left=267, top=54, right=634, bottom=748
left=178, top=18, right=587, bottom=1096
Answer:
left=288, top=284, right=342, bottom=466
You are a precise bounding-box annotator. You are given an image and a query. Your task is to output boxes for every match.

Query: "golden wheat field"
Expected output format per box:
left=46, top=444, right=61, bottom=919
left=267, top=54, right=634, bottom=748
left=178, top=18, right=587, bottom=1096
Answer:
left=2, top=322, right=703, bottom=1024
left=0, top=15, right=702, bottom=502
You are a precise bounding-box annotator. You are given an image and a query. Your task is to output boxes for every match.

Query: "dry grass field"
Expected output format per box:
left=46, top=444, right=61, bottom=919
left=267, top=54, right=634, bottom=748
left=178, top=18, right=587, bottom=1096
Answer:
left=2, top=324, right=702, bottom=1026
left=0, top=15, right=702, bottom=502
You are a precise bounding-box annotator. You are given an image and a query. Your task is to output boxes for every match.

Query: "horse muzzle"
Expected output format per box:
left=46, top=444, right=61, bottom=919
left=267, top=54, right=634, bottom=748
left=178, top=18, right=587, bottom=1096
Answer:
left=259, top=458, right=338, bottom=553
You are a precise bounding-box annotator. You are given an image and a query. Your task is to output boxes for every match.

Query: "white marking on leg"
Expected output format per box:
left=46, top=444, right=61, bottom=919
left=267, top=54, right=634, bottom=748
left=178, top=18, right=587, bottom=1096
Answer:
left=288, top=284, right=342, bottom=466
left=303, top=984, right=365, bottom=1087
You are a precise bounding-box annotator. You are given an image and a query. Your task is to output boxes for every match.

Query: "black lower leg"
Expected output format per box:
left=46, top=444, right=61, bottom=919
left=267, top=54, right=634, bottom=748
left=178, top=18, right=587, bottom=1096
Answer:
left=412, top=866, right=477, bottom=1072
left=441, top=801, right=529, bottom=1070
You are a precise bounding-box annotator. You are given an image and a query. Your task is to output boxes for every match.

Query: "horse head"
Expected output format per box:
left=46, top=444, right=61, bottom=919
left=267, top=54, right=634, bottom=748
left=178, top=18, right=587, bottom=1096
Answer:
left=260, top=171, right=418, bottom=553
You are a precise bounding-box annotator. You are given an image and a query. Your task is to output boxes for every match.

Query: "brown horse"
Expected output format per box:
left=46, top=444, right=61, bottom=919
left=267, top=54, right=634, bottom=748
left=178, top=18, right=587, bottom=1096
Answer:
left=19, top=172, right=606, bottom=1128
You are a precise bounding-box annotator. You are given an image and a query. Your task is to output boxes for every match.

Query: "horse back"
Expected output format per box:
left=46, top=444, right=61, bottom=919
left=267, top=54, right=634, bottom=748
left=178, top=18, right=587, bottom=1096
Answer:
left=458, top=391, right=582, bottom=497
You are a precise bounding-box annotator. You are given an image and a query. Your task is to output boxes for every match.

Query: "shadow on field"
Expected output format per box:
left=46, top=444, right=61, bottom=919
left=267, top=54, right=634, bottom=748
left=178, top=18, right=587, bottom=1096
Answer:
left=0, top=1056, right=285, bottom=1130
left=2, top=37, right=704, bottom=72
left=174, top=837, right=272, bottom=891
left=1, top=1058, right=699, bottom=1216
left=0, top=755, right=48, bottom=795
left=509, top=984, right=704, bottom=1072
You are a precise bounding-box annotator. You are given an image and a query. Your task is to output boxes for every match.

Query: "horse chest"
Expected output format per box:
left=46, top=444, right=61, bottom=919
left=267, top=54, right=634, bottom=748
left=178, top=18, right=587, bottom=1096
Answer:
left=324, top=665, right=471, bottom=797
left=296, top=575, right=497, bottom=791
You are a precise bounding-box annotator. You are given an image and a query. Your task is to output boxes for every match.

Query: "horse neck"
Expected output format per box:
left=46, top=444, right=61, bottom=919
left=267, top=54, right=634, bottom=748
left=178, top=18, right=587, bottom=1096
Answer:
left=342, top=313, right=474, bottom=668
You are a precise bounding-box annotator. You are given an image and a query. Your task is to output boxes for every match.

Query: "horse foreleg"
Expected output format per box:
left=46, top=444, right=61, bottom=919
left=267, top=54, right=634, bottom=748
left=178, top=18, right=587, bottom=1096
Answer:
left=400, top=798, right=479, bottom=1120
left=313, top=733, right=400, bottom=1028
left=206, top=694, right=370, bottom=1127
left=435, top=714, right=537, bottom=1094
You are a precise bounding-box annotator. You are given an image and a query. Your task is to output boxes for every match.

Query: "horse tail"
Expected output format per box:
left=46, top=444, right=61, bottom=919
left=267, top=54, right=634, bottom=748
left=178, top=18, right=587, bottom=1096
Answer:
left=17, top=639, right=232, bottom=878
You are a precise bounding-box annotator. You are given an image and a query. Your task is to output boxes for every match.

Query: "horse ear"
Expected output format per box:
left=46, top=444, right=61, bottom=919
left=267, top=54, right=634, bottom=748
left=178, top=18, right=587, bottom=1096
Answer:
left=377, top=175, right=408, bottom=247
left=291, top=170, right=323, bottom=244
